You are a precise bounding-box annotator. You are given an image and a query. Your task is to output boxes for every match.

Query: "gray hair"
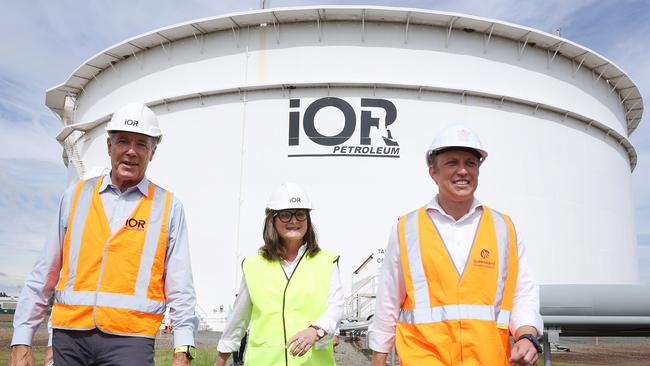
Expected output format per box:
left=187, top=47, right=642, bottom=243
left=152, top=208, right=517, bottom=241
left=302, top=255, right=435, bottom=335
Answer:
left=108, top=131, right=160, bottom=148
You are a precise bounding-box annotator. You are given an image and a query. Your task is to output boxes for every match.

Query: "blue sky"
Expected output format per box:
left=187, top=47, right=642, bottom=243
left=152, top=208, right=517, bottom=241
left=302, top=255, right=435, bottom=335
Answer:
left=1, top=0, right=649, bottom=293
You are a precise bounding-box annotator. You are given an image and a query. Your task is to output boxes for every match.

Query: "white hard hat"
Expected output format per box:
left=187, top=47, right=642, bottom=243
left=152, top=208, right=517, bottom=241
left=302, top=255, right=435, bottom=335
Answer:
left=266, top=182, right=313, bottom=210
left=426, top=124, right=488, bottom=165
left=105, top=103, right=162, bottom=139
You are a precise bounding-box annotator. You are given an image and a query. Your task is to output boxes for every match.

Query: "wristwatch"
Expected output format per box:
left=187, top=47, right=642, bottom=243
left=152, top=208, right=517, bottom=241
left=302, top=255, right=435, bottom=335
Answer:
left=309, top=325, right=326, bottom=340
left=517, top=334, right=543, bottom=353
left=174, top=345, right=197, bottom=360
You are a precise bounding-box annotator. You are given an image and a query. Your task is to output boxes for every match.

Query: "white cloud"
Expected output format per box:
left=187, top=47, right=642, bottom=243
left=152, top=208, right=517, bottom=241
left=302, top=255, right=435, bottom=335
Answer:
left=0, top=116, right=62, bottom=162
left=0, top=159, right=66, bottom=293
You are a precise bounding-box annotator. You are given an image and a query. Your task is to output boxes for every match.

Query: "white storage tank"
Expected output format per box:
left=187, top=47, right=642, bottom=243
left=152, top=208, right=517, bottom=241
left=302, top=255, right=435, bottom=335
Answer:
left=46, top=6, right=644, bottom=330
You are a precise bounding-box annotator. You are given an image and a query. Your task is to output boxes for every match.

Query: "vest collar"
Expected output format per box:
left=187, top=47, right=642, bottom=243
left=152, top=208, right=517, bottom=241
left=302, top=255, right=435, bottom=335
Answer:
left=282, top=243, right=307, bottom=267
left=100, top=173, right=151, bottom=197
left=426, top=194, right=483, bottom=223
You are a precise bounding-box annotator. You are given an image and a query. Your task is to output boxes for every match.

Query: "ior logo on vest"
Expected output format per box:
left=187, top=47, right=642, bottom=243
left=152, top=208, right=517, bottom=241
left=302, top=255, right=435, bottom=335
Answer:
left=474, top=248, right=495, bottom=268
left=287, top=97, right=400, bottom=158
left=124, top=217, right=146, bottom=231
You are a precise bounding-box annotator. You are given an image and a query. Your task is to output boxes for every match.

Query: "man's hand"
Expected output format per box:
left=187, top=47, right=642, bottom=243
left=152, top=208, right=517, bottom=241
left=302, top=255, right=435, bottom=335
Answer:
left=172, top=351, right=191, bottom=366
left=510, top=326, right=541, bottom=365
left=371, top=352, right=388, bottom=366
left=8, top=345, right=35, bottom=366
left=213, top=352, right=230, bottom=366
left=509, top=337, right=539, bottom=365
left=43, top=346, right=53, bottom=366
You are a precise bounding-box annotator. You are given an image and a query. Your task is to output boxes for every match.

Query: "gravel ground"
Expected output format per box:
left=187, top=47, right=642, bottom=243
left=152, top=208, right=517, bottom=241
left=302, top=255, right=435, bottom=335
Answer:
left=3, top=324, right=650, bottom=365
left=186, top=331, right=650, bottom=365
left=157, top=330, right=377, bottom=365
left=550, top=337, right=650, bottom=366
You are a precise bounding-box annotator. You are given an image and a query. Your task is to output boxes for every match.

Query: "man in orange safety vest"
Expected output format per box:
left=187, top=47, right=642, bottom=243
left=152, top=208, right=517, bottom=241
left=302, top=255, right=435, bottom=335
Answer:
left=369, top=124, right=543, bottom=366
left=9, top=103, right=198, bottom=366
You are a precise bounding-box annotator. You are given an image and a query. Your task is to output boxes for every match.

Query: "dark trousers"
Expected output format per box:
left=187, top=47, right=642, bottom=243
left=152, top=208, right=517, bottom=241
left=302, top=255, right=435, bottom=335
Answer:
left=53, top=329, right=155, bottom=366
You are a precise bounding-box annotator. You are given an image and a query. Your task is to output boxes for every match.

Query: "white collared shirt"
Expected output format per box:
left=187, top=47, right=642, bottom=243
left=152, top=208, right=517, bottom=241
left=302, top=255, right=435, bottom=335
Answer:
left=217, top=244, right=344, bottom=352
left=367, top=195, right=544, bottom=353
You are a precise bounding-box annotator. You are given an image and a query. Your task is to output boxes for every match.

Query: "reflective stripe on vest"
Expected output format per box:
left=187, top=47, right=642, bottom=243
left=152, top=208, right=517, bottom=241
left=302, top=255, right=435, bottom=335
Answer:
left=52, top=176, right=171, bottom=338
left=243, top=249, right=338, bottom=366
left=396, top=206, right=519, bottom=366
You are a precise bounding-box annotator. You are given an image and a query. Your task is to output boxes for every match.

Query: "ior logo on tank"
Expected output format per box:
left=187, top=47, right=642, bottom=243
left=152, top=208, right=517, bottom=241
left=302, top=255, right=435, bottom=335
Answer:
left=287, top=97, right=400, bottom=158
left=124, top=218, right=146, bottom=231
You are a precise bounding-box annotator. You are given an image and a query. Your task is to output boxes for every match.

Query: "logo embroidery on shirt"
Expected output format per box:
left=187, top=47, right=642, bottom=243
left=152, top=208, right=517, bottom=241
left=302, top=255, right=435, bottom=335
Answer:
left=124, top=218, right=146, bottom=231
left=473, top=248, right=496, bottom=268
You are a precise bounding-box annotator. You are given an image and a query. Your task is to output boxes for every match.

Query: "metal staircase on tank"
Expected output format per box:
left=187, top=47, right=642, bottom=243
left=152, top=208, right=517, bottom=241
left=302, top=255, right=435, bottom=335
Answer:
left=343, top=253, right=377, bottom=325
left=340, top=253, right=400, bottom=365
left=195, top=304, right=211, bottom=331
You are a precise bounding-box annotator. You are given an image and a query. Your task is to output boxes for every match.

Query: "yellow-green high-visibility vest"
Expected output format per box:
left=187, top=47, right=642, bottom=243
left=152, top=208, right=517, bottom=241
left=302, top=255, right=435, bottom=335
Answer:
left=243, top=248, right=338, bottom=366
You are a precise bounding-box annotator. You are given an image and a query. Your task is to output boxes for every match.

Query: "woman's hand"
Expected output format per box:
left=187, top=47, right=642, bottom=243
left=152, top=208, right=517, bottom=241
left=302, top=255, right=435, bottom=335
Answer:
left=286, top=327, right=319, bottom=357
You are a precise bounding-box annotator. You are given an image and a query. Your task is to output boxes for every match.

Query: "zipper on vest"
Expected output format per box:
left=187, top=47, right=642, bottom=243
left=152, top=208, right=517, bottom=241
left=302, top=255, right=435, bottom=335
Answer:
left=281, top=252, right=306, bottom=366
left=427, top=210, right=484, bottom=280
left=457, top=286, right=464, bottom=364
left=92, top=238, right=113, bottom=330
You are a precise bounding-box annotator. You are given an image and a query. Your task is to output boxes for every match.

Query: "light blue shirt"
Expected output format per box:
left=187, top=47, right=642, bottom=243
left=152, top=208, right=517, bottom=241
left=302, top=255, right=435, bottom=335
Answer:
left=12, top=173, right=198, bottom=347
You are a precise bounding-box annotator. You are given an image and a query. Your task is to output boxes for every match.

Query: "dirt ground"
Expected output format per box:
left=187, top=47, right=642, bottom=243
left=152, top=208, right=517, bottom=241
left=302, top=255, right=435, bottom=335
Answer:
left=3, top=324, right=650, bottom=365
left=328, top=335, right=650, bottom=365
left=548, top=337, right=650, bottom=365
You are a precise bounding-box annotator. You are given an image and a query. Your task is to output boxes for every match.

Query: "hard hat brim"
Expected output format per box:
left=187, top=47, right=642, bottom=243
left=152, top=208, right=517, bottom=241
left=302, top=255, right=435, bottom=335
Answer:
left=432, top=146, right=487, bottom=158
left=105, top=122, right=162, bottom=136
left=426, top=146, right=487, bottom=165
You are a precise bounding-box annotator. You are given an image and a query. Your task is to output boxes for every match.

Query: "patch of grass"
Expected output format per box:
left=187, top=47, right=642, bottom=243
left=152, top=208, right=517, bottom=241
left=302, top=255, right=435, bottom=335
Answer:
left=155, top=347, right=218, bottom=365
left=0, top=347, right=219, bottom=365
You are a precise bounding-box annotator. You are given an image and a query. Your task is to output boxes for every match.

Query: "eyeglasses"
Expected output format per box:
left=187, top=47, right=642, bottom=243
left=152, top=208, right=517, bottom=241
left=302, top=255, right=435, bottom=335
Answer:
left=274, top=210, right=308, bottom=223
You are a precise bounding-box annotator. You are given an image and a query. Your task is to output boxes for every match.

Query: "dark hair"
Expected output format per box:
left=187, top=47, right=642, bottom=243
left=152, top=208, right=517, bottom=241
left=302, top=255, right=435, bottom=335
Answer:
left=260, top=209, right=320, bottom=261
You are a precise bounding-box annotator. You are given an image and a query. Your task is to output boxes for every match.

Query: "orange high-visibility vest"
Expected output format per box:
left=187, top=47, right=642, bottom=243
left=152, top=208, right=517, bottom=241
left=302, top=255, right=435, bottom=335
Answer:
left=51, top=176, right=171, bottom=338
left=396, top=206, right=519, bottom=366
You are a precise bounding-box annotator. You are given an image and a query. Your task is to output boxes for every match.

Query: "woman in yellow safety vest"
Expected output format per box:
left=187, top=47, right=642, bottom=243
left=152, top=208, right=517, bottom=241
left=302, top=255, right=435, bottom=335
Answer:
left=215, top=182, right=344, bottom=366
